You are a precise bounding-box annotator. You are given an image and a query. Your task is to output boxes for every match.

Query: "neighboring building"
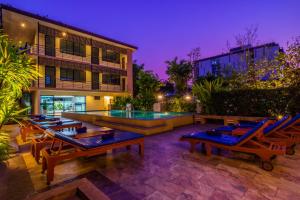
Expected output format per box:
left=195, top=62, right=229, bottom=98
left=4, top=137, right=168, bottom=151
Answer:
left=0, top=5, right=137, bottom=115
left=194, top=43, right=282, bottom=78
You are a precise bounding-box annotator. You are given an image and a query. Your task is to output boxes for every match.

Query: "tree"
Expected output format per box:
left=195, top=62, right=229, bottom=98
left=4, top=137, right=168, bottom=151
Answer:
left=192, top=78, right=223, bottom=114
left=166, top=57, right=192, bottom=96
left=135, top=70, right=161, bottom=110
left=160, top=80, right=174, bottom=96
left=0, top=32, right=39, bottom=161
left=229, top=36, right=300, bottom=89
left=132, top=61, right=144, bottom=97
left=187, top=47, right=201, bottom=81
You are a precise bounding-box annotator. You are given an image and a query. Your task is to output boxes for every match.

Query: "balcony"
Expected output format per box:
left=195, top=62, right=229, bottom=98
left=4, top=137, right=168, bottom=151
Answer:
left=30, top=78, right=127, bottom=93
left=29, top=44, right=127, bottom=70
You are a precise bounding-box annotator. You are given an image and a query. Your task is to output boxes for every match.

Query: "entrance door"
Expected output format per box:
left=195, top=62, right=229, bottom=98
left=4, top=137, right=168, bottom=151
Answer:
left=45, top=66, right=56, bottom=88
left=91, top=72, right=99, bottom=90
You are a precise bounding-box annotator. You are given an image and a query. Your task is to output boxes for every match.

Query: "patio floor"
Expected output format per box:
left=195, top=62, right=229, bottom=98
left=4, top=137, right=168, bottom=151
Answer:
left=1, top=122, right=300, bottom=200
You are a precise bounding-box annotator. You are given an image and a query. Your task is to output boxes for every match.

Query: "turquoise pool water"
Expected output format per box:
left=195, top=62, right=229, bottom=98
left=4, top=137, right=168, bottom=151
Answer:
left=79, top=110, right=191, bottom=120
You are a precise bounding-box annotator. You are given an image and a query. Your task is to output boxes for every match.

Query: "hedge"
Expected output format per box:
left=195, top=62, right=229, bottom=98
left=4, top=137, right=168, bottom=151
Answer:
left=210, top=87, right=300, bottom=117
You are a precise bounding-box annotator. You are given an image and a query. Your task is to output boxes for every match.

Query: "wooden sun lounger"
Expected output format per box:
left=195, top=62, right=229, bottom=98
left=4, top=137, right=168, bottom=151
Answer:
left=266, top=114, right=300, bottom=155
left=31, top=126, right=114, bottom=163
left=41, top=129, right=144, bottom=184
left=20, top=119, right=82, bottom=142
left=215, top=115, right=300, bottom=155
left=180, top=119, right=286, bottom=171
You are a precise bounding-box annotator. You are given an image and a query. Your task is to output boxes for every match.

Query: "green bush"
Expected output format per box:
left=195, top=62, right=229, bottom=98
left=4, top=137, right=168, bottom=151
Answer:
left=166, top=97, right=196, bottom=112
left=0, top=132, right=10, bottom=162
left=112, top=96, right=133, bottom=110
left=112, top=96, right=156, bottom=111
left=210, top=87, right=299, bottom=116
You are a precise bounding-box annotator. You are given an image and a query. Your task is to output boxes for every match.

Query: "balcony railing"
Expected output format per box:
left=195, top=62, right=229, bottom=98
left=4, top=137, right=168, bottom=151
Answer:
left=30, top=78, right=127, bottom=92
left=29, top=44, right=127, bottom=70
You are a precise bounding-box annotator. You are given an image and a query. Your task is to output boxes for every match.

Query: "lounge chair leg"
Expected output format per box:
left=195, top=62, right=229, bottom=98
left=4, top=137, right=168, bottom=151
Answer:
left=31, top=143, right=35, bottom=157
left=205, top=144, right=212, bottom=156
left=42, top=157, right=47, bottom=174
left=139, top=143, right=144, bottom=157
left=35, top=144, right=42, bottom=163
left=46, top=162, right=55, bottom=185
left=190, top=142, right=196, bottom=153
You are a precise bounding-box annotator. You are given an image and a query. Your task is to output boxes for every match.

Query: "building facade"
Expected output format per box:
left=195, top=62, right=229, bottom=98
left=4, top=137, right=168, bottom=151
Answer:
left=195, top=43, right=282, bottom=78
left=0, top=5, right=137, bottom=115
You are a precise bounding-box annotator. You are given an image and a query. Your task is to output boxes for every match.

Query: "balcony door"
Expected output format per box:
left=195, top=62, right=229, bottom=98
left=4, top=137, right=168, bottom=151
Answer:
left=91, top=72, right=99, bottom=90
left=45, top=66, right=56, bottom=88
left=122, top=78, right=126, bottom=91
left=91, top=47, right=99, bottom=65
left=45, top=35, right=55, bottom=57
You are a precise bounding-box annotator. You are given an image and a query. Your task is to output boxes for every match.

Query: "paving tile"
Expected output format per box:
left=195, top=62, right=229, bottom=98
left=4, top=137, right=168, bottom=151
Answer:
left=1, top=123, right=300, bottom=200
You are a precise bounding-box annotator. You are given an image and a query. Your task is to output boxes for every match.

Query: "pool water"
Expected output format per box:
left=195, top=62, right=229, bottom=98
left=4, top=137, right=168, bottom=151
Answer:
left=79, top=110, right=191, bottom=120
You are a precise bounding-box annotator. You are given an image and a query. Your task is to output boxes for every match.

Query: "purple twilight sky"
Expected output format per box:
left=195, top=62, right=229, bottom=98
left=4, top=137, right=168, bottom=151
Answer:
left=1, top=0, right=299, bottom=80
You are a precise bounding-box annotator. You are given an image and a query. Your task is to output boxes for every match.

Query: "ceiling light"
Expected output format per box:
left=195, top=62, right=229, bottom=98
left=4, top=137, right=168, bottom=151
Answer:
left=62, top=32, right=67, bottom=37
left=21, top=23, right=26, bottom=28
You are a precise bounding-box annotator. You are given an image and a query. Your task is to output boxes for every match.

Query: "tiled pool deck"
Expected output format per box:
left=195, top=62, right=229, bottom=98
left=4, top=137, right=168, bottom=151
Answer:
left=1, top=122, right=300, bottom=200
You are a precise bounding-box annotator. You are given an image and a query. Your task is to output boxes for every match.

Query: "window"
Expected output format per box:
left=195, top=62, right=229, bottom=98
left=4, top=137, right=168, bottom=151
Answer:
left=45, top=66, right=56, bottom=87
left=60, top=68, right=86, bottom=82
left=45, top=35, right=55, bottom=56
left=60, top=39, right=86, bottom=57
left=73, top=69, right=85, bottom=82
left=60, top=68, right=73, bottom=81
left=102, top=74, right=120, bottom=85
left=102, top=49, right=120, bottom=64
left=91, top=47, right=99, bottom=64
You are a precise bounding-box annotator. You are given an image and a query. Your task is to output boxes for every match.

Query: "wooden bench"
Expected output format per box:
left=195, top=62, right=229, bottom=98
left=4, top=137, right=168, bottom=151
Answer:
left=194, top=114, right=264, bottom=125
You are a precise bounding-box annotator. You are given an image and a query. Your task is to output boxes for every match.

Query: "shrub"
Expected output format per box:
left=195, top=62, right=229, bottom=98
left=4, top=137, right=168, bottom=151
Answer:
left=0, top=132, right=9, bottom=162
left=112, top=96, right=133, bottom=110
left=210, top=87, right=299, bottom=116
left=166, top=97, right=196, bottom=112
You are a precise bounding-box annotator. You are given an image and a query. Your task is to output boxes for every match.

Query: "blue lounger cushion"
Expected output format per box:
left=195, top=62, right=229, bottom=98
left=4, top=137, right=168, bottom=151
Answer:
left=47, top=129, right=144, bottom=149
left=280, top=113, right=300, bottom=130
left=216, top=123, right=258, bottom=132
left=182, top=119, right=268, bottom=146
left=42, top=121, right=81, bottom=128
left=263, top=115, right=289, bottom=134
left=35, top=120, right=74, bottom=125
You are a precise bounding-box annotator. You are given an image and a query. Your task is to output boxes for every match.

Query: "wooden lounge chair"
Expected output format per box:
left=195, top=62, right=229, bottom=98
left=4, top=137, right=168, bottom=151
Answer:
left=41, top=129, right=144, bottom=184
left=266, top=114, right=300, bottom=155
left=180, top=119, right=286, bottom=171
left=20, top=119, right=82, bottom=142
left=31, top=126, right=114, bottom=163
left=215, top=115, right=300, bottom=155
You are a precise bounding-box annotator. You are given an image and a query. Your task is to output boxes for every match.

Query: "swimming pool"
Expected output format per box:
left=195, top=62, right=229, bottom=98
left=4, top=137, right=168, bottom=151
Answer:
left=62, top=110, right=194, bottom=135
left=77, top=110, right=190, bottom=120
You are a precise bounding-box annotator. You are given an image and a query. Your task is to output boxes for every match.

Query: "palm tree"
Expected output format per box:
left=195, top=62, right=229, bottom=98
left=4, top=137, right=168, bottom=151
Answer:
left=0, top=32, right=39, bottom=161
left=166, top=57, right=192, bottom=96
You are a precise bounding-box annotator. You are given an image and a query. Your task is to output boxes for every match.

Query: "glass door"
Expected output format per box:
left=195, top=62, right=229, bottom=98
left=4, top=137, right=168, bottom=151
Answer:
left=40, top=96, right=54, bottom=115
left=45, top=66, right=56, bottom=88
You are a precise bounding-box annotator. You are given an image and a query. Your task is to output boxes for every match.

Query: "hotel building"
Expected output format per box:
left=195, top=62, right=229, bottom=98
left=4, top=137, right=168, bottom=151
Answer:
left=195, top=43, right=282, bottom=78
left=0, top=5, right=137, bottom=115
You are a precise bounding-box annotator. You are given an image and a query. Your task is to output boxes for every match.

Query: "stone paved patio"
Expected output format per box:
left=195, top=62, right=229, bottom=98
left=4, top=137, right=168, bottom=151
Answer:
left=1, top=122, right=300, bottom=200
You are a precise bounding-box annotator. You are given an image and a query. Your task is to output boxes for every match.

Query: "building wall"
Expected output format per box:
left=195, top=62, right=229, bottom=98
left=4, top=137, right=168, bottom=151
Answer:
left=196, top=44, right=281, bottom=77
left=35, top=89, right=129, bottom=113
